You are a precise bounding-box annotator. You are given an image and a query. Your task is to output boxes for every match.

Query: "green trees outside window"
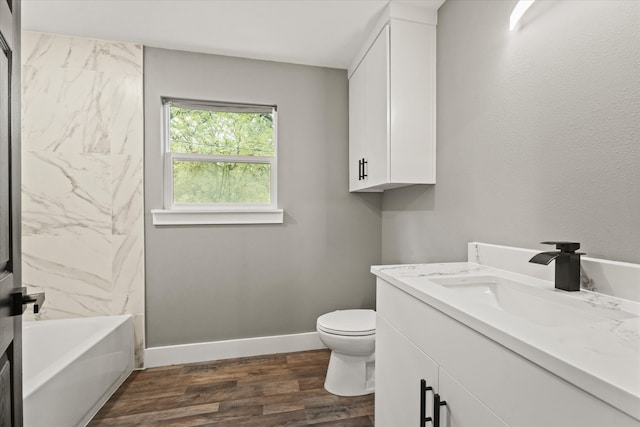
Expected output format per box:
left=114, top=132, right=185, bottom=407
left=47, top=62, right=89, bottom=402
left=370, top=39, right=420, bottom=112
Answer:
left=167, top=103, right=276, bottom=206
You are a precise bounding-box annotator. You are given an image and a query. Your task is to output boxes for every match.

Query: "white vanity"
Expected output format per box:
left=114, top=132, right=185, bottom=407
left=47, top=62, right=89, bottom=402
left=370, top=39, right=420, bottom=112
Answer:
left=372, top=243, right=640, bottom=427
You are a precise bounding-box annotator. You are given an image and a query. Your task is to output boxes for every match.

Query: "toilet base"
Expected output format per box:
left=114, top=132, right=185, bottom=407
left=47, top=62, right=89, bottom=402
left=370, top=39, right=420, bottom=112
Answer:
left=324, top=351, right=375, bottom=397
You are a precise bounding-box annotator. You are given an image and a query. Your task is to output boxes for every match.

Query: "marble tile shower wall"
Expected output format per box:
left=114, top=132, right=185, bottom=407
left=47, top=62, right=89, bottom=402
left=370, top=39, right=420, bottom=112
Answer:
left=21, top=32, right=145, bottom=366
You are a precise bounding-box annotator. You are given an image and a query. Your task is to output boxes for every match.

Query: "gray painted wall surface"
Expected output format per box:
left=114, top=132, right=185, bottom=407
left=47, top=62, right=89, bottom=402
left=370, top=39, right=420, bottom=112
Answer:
left=144, top=48, right=381, bottom=347
left=383, top=0, right=640, bottom=264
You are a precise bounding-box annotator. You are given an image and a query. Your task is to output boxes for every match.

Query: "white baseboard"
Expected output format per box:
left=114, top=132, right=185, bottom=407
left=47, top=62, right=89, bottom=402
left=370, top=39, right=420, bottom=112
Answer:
left=144, top=331, right=326, bottom=368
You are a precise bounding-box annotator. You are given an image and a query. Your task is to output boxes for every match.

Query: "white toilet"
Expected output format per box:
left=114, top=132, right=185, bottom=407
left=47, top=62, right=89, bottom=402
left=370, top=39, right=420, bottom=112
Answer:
left=316, top=309, right=376, bottom=396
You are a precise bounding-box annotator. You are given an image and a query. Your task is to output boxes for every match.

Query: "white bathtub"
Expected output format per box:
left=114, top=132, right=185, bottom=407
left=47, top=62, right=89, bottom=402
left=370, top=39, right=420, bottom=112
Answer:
left=23, top=315, right=134, bottom=427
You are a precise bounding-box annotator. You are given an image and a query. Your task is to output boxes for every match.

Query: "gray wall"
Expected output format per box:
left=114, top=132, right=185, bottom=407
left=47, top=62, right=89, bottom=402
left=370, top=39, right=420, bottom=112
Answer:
left=144, top=48, right=381, bottom=347
left=383, top=0, right=640, bottom=264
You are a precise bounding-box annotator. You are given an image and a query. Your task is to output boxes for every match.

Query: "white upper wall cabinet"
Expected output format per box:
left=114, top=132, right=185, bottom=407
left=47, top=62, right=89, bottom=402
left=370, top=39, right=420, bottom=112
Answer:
left=348, top=5, right=437, bottom=192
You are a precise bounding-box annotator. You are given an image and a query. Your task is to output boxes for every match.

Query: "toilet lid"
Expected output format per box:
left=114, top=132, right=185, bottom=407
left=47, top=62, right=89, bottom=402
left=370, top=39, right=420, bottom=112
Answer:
left=317, top=309, right=375, bottom=336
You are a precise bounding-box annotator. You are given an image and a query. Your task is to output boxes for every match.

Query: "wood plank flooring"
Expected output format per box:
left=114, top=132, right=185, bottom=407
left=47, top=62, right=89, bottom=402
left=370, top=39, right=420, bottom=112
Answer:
left=89, top=349, right=375, bottom=426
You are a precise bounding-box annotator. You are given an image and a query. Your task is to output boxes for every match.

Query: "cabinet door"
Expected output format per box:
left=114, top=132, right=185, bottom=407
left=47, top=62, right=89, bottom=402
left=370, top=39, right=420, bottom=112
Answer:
left=438, top=368, right=507, bottom=427
left=364, top=25, right=389, bottom=188
left=348, top=60, right=366, bottom=191
left=376, top=315, right=438, bottom=427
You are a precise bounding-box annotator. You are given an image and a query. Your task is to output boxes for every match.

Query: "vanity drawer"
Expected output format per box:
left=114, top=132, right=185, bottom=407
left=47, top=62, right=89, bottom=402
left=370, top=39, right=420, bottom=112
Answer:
left=376, top=278, right=639, bottom=427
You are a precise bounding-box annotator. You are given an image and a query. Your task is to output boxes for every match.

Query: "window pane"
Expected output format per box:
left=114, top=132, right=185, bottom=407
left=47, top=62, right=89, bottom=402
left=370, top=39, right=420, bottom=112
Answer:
left=173, top=161, right=271, bottom=205
left=169, top=106, right=274, bottom=156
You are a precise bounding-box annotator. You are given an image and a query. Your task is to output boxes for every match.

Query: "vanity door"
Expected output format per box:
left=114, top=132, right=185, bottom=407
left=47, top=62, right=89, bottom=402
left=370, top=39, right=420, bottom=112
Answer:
left=375, top=315, right=438, bottom=427
left=437, top=368, right=507, bottom=427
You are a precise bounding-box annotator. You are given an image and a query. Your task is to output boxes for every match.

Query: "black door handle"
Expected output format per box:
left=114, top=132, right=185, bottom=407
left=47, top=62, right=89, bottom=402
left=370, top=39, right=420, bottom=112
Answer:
left=420, top=379, right=433, bottom=426
left=433, top=393, right=447, bottom=427
left=11, top=287, right=45, bottom=316
left=357, top=158, right=368, bottom=181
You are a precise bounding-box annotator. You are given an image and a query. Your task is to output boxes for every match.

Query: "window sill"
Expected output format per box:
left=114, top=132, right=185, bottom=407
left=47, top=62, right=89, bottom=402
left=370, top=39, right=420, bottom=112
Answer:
left=151, top=209, right=284, bottom=225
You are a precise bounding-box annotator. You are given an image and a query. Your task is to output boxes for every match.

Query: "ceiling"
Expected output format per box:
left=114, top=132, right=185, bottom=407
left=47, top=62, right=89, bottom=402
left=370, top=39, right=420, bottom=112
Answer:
left=21, top=0, right=444, bottom=69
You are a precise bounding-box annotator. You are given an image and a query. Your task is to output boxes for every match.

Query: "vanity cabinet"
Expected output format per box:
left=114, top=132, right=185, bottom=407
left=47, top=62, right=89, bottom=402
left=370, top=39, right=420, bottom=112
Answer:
left=376, top=278, right=640, bottom=427
left=348, top=17, right=436, bottom=192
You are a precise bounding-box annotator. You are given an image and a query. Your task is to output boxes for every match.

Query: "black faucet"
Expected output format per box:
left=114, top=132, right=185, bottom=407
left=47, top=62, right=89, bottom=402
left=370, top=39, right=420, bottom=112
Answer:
left=529, top=241, right=585, bottom=292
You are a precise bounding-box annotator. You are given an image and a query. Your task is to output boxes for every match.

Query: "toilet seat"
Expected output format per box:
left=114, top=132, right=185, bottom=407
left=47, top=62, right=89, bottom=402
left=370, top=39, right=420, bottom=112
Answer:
left=317, top=309, right=375, bottom=336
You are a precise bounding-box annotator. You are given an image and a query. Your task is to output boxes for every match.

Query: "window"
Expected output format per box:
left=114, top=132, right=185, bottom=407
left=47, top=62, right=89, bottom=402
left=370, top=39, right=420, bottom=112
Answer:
left=152, top=98, right=283, bottom=225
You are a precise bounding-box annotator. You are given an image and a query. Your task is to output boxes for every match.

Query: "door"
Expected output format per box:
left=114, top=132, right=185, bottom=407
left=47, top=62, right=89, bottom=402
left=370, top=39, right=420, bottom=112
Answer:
left=438, top=368, right=508, bottom=427
left=375, top=316, right=439, bottom=427
left=348, top=25, right=389, bottom=192
left=348, top=59, right=366, bottom=191
left=364, top=24, right=389, bottom=188
left=0, top=0, right=22, bottom=426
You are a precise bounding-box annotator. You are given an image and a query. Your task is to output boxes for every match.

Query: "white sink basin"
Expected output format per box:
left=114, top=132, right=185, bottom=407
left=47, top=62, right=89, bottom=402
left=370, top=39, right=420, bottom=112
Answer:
left=430, top=275, right=637, bottom=327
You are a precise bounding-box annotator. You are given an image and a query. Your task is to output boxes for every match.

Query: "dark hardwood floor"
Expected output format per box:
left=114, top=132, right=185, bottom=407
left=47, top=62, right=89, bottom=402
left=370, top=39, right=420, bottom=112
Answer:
left=89, top=349, right=375, bottom=426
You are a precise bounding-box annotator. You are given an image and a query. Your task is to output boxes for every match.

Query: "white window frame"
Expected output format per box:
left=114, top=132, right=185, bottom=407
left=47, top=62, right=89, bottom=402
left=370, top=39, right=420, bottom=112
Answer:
left=151, top=98, right=283, bottom=225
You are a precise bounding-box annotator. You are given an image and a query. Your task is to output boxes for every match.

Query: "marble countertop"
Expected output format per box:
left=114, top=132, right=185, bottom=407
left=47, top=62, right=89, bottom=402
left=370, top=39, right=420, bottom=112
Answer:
left=371, top=262, right=640, bottom=420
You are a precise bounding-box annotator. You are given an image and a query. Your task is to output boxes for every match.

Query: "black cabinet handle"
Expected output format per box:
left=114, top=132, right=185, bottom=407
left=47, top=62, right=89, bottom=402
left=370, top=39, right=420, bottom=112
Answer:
left=420, top=380, right=448, bottom=427
left=433, top=393, right=447, bottom=427
left=420, top=379, right=433, bottom=426
left=357, top=158, right=368, bottom=181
